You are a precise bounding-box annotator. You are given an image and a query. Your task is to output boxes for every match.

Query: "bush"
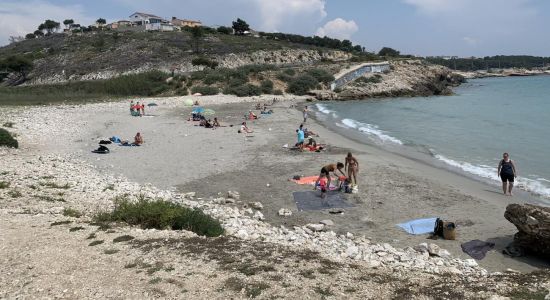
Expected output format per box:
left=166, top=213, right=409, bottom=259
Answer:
left=276, top=72, right=293, bottom=83
left=203, top=73, right=226, bottom=85
left=191, top=85, right=219, bottom=95
left=283, top=69, right=296, bottom=76
left=260, top=80, right=274, bottom=94
left=176, top=88, right=189, bottom=95
left=93, top=197, right=224, bottom=237
left=224, top=84, right=262, bottom=97
left=0, top=128, right=18, bottom=148
left=273, top=89, right=283, bottom=95
left=236, top=64, right=276, bottom=74
left=306, top=68, right=335, bottom=84
left=192, top=57, right=218, bottom=69
left=217, top=26, right=233, bottom=35
left=286, top=74, right=318, bottom=95
left=355, top=74, right=382, bottom=84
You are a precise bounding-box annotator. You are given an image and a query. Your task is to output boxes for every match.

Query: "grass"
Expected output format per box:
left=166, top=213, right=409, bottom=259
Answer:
left=69, top=226, right=85, bottom=232
left=2, top=122, right=14, bottom=128
left=314, top=286, right=334, bottom=297
left=93, top=196, right=224, bottom=237
left=8, top=189, right=22, bottom=198
left=50, top=220, right=71, bottom=226
left=104, top=249, right=119, bottom=255
left=103, top=184, right=115, bottom=191
left=113, top=235, right=135, bottom=243
left=88, top=240, right=104, bottom=246
left=86, top=233, right=96, bottom=239
left=36, top=195, right=66, bottom=202
left=39, top=182, right=71, bottom=189
left=149, top=277, right=162, bottom=284
left=62, top=208, right=82, bottom=218
left=0, top=181, right=10, bottom=189
left=0, top=128, right=18, bottom=148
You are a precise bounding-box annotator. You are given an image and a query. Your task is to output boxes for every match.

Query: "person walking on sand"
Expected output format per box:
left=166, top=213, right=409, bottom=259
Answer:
left=315, top=162, right=346, bottom=192
left=303, top=106, right=309, bottom=123
left=498, top=152, right=517, bottom=196
left=345, top=152, right=359, bottom=186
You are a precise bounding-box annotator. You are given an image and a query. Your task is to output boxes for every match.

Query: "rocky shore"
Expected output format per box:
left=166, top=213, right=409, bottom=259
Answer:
left=1, top=98, right=549, bottom=299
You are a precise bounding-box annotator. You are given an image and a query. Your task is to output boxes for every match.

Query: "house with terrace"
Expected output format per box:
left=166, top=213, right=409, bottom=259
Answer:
left=129, top=12, right=175, bottom=31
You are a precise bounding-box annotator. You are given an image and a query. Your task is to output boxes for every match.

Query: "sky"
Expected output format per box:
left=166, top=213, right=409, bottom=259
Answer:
left=0, top=0, right=549, bottom=57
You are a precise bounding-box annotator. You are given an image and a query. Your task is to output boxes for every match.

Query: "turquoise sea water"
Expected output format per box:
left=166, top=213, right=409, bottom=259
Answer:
left=315, top=76, right=550, bottom=200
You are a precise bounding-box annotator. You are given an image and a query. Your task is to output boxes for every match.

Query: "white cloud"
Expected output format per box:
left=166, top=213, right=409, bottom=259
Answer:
left=402, top=0, right=462, bottom=14
left=252, top=0, right=327, bottom=31
left=316, top=18, right=358, bottom=40
left=0, top=0, right=95, bottom=45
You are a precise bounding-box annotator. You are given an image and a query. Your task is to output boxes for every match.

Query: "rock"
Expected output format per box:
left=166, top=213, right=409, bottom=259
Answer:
left=345, top=246, right=360, bottom=259
left=504, top=204, right=550, bottom=256
left=366, top=260, right=382, bottom=268
left=235, top=229, right=248, bottom=239
left=253, top=211, right=265, bottom=221
left=488, top=295, right=511, bottom=300
left=414, top=243, right=429, bottom=253
left=438, top=249, right=451, bottom=258
left=427, top=243, right=441, bottom=256
left=320, top=219, right=334, bottom=226
left=183, top=192, right=196, bottom=198
left=463, top=259, right=478, bottom=268
left=249, top=202, right=263, bottom=210
left=278, top=208, right=292, bottom=217
left=227, top=191, right=240, bottom=200
left=346, top=232, right=354, bottom=239
left=306, top=224, right=325, bottom=232
left=225, top=198, right=236, bottom=204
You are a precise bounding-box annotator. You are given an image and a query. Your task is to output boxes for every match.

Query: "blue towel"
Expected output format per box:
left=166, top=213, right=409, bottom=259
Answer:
left=397, top=217, right=437, bottom=235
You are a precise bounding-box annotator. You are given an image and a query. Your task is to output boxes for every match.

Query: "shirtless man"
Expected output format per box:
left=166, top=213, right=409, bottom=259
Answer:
left=315, top=162, right=346, bottom=191
left=345, top=152, right=359, bottom=186
left=134, top=132, right=143, bottom=145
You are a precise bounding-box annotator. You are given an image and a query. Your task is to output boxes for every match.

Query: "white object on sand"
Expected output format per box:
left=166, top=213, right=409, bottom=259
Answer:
left=282, top=144, right=288, bottom=148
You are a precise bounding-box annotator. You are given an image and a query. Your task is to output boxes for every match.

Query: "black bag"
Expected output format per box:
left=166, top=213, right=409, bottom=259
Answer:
left=434, top=218, right=444, bottom=237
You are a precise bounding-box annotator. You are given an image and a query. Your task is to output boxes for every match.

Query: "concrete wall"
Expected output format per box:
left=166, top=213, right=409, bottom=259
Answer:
left=331, top=62, right=390, bottom=90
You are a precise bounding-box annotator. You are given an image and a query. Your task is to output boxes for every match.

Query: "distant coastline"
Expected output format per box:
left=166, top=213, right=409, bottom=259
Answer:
left=454, top=68, right=550, bottom=79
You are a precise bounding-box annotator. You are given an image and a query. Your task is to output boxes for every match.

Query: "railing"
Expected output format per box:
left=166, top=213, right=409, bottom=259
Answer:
left=331, top=62, right=390, bottom=90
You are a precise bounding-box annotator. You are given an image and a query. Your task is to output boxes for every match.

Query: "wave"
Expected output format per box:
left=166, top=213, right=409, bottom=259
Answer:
left=340, top=118, right=403, bottom=145
left=435, top=154, right=550, bottom=199
left=315, top=103, right=338, bottom=118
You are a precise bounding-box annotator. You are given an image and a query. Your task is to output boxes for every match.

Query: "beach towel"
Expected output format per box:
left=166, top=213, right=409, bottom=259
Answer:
left=293, top=191, right=354, bottom=211
left=461, top=240, right=495, bottom=260
left=119, top=143, right=140, bottom=147
left=397, top=217, right=438, bottom=235
left=291, top=176, right=339, bottom=190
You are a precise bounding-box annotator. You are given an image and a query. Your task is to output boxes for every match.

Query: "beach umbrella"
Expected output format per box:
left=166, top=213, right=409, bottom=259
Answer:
left=147, top=103, right=158, bottom=107
left=183, top=99, right=194, bottom=106
left=192, top=107, right=204, bottom=114
left=203, top=108, right=215, bottom=116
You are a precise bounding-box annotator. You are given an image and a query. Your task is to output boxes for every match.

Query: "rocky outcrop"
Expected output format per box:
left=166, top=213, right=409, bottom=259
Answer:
left=336, top=60, right=464, bottom=100
left=26, top=48, right=351, bottom=86
left=504, top=203, right=550, bottom=256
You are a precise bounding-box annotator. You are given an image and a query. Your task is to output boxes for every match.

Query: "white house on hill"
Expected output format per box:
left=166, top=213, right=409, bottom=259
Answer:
left=129, top=12, right=174, bottom=31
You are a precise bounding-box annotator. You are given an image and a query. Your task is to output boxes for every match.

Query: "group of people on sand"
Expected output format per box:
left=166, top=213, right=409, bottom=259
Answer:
left=199, top=117, right=221, bottom=129
left=314, top=153, right=359, bottom=198
left=130, top=101, right=145, bottom=116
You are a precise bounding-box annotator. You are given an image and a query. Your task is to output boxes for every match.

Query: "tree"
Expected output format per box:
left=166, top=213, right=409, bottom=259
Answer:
left=0, top=56, right=33, bottom=80
left=378, top=47, right=400, bottom=57
left=190, top=26, right=204, bottom=53
left=232, top=18, right=250, bottom=35
left=25, top=33, right=36, bottom=39
left=40, top=20, right=60, bottom=35
left=217, top=26, right=232, bottom=35
left=34, top=30, right=44, bottom=37
left=96, top=18, right=106, bottom=25
left=63, top=19, right=74, bottom=29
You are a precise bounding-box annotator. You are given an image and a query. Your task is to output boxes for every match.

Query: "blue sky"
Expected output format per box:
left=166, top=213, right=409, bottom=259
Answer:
left=1, top=0, right=549, bottom=56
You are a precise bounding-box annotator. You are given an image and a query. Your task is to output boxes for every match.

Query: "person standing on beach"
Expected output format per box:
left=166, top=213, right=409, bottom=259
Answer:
left=345, top=152, right=359, bottom=186
left=498, top=152, right=517, bottom=196
left=296, top=128, right=305, bottom=151
left=303, top=106, right=309, bottom=123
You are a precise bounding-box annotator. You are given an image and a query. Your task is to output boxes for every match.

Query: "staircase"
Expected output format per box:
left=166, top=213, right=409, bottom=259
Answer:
left=331, top=62, right=390, bottom=90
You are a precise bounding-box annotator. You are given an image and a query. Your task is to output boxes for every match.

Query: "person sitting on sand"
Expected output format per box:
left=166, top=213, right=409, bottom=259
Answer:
left=213, top=117, right=221, bottom=128
left=248, top=110, right=258, bottom=120
left=194, top=100, right=200, bottom=106
left=261, top=107, right=273, bottom=114
left=498, top=152, right=517, bottom=196
left=315, top=163, right=346, bottom=192
left=239, top=122, right=253, bottom=134
left=305, top=138, right=324, bottom=152
left=134, top=132, right=143, bottom=145
left=255, top=103, right=262, bottom=110
left=345, top=152, right=359, bottom=186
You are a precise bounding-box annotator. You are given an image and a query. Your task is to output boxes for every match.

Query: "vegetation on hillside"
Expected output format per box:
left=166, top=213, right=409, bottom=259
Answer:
left=426, top=55, right=550, bottom=71
left=0, top=128, right=18, bottom=148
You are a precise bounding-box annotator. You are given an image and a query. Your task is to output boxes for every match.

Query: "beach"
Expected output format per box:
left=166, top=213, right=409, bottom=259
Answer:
left=1, top=95, right=549, bottom=298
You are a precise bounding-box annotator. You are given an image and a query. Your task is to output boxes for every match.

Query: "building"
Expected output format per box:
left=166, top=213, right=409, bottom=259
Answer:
left=171, top=17, right=202, bottom=28
left=129, top=12, right=167, bottom=25
left=146, top=23, right=175, bottom=31
left=107, top=20, right=132, bottom=30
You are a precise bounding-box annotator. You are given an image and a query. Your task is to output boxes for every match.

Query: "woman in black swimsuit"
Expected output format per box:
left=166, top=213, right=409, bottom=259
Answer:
left=498, top=152, right=517, bottom=196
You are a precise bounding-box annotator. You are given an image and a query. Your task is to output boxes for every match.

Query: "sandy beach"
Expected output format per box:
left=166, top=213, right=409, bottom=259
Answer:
left=1, top=95, right=549, bottom=299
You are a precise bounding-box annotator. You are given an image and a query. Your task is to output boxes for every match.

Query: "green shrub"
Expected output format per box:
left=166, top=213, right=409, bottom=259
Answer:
left=260, top=80, right=274, bottom=94
left=93, top=197, right=224, bottom=237
left=286, top=74, right=318, bottom=95
left=191, top=57, right=218, bottom=69
left=355, top=74, right=382, bottom=84
left=203, top=73, right=226, bottom=85
left=237, top=64, right=276, bottom=74
left=273, top=89, right=283, bottom=95
left=176, top=88, right=189, bottom=95
left=224, top=84, right=262, bottom=97
left=217, top=26, right=233, bottom=35
left=191, top=86, right=219, bottom=95
left=283, top=69, right=296, bottom=76
left=63, top=208, right=82, bottom=218
left=0, top=128, right=18, bottom=148
left=276, top=73, right=293, bottom=83
left=306, top=69, right=335, bottom=84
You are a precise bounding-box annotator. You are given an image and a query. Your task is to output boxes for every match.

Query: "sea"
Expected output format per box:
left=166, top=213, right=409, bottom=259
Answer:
left=314, top=75, right=550, bottom=202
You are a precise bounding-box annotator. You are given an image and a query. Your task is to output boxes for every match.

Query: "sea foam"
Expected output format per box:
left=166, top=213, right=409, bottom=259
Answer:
left=341, top=118, right=403, bottom=145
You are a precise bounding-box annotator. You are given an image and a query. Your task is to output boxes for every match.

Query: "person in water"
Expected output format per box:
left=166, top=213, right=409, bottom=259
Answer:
left=498, top=152, right=517, bottom=196
left=315, top=163, right=346, bottom=192
left=345, top=152, right=359, bottom=186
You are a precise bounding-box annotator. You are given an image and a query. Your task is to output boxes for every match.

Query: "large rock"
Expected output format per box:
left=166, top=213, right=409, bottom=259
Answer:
left=504, top=204, right=550, bottom=256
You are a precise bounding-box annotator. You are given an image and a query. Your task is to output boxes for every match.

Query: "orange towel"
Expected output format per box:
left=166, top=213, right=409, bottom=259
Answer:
left=290, top=176, right=319, bottom=185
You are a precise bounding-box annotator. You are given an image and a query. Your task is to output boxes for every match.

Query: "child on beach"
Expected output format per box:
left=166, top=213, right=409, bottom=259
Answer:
left=319, top=174, right=328, bottom=198
left=315, top=163, right=346, bottom=191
